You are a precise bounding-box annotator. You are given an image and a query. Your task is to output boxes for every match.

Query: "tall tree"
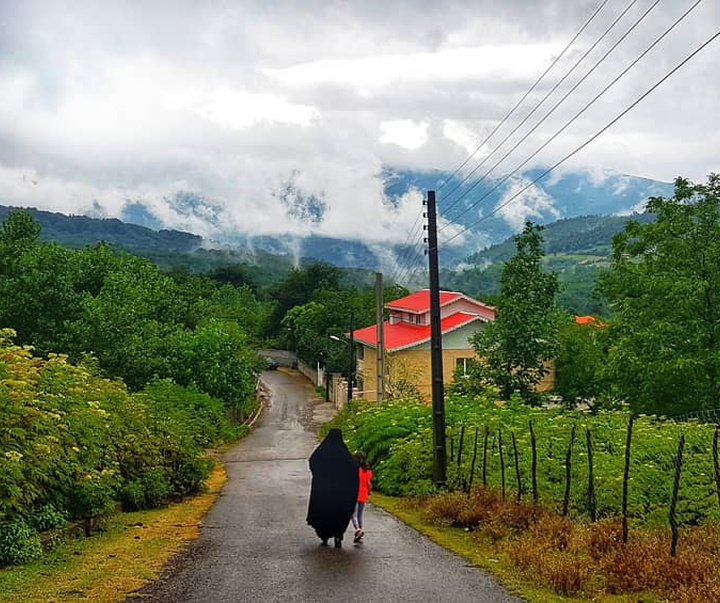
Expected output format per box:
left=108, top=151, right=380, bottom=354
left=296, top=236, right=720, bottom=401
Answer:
left=600, top=175, right=720, bottom=416
left=471, top=222, right=561, bottom=404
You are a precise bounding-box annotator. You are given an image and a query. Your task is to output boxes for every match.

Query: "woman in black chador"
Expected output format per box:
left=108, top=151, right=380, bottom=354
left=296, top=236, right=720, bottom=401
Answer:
left=306, top=428, right=359, bottom=548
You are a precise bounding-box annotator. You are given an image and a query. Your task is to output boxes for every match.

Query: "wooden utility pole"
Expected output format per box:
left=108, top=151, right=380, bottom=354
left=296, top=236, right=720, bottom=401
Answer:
left=375, top=272, right=385, bottom=403
left=348, top=312, right=354, bottom=404
left=426, top=190, right=446, bottom=486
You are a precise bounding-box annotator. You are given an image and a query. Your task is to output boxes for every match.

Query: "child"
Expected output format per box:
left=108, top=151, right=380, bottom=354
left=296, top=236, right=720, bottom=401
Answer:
left=352, top=451, right=372, bottom=543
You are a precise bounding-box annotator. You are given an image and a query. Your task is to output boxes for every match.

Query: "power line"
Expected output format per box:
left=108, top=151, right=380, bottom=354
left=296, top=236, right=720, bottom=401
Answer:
left=436, top=0, right=611, bottom=199
left=392, top=233, right=428, bottom=285
left=389, top=207, right=426, bottom=282
left=389, top=209, right=427, bottom=283
left=440, top=0, right=646, bottom=220
left=441, top=26, right=720, bottom=247
left=439, top=0, right=703, bottom=235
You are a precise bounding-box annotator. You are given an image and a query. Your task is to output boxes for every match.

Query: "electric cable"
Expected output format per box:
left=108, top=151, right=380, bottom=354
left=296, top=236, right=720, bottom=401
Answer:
left=436, top=0, right=612, bottom=198
left=440, top=26, right=720, bottom=247
left=440, top=0, right=647, bottom=220
left=439, top=0, right=704, bottom=234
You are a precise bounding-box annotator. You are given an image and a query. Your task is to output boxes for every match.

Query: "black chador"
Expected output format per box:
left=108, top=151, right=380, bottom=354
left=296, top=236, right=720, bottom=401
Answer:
left=306, top=428, right=359, bottom=547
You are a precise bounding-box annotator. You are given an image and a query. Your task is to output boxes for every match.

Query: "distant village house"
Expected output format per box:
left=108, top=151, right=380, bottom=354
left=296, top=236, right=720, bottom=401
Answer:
left=350, top=289, right=495, bottom=401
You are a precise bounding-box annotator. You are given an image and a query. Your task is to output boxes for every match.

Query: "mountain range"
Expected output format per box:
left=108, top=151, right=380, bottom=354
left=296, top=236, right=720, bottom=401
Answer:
left=1, top=168, right=673, bottom=276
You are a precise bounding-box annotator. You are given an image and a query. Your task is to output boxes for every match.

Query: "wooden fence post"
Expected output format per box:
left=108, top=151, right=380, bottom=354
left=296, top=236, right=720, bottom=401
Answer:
left=587, top=428, right=596, bottom=522
left=467, top=427, right=479, bottom=494
left=669, top=434, right=685, bottom=558
left=498, top=427, right=506, bottom=501
left=529, top=420, right=538, bottom=504
left=563, top=424, right=576, bottom=516
left=511, top=431, right=522, bottom=503
left=622, top=414, right=635, bottom=546
left=482, top=426, right=490, bottom=487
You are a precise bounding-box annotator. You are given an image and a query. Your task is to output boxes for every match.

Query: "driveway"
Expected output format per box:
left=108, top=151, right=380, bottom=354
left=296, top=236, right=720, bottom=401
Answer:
left=129, top=369, right=523, bottom=602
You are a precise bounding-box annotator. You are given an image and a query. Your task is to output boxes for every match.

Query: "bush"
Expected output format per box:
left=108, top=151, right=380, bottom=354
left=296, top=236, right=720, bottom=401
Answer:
left=169, top=455, right=214, bottom=498
left=24, top=504, right=68, bottom=532
left=0, top=518, right=43, bottom=566
left=119, top=468, right=173, bottom=511
left=66, top=470, right=118, bottom=521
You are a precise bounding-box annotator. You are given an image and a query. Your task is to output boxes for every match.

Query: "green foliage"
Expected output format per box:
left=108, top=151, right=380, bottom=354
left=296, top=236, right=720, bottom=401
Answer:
left=471, top=222, right=563, bottom=404
left=0, top=211, right=266, bottom=410
left=599, top=175, right=720, bottom=415
left=159, top=320, right=260, bottom=417
left=330, top=395, right=720, bottom=529
left=0, top=518, right=43, bottom=566
left=0, top=331, right=237, bottom=566
left=118, top=468, right=172, bottom=511
left=554, top=319, right=610, bottom=408
left=24, top=504, right=68, bottom=533
left=266, top=262, right=343, bottom=335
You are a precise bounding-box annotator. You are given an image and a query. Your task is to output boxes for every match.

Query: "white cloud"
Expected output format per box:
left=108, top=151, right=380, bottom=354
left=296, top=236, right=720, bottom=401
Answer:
left=495, top=177, right=562, bottom=230
left=379, top=120, right=428, bottom=150
left=0, top=0, right=717, bottom=246
left=178, top=85, right=320, bottom=129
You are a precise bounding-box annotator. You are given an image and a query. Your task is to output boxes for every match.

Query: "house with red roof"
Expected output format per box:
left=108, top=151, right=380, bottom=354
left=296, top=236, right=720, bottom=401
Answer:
left=351, top=289, right=495, bottom=401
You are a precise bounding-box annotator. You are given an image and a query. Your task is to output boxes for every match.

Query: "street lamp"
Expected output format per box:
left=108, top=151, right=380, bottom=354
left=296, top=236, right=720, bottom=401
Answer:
left=330, top=332, right=354, bottom=404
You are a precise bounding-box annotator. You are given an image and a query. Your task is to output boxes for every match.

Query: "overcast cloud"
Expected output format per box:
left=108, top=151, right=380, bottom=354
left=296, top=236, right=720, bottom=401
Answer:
left=0, top=0, right=718, bottom=243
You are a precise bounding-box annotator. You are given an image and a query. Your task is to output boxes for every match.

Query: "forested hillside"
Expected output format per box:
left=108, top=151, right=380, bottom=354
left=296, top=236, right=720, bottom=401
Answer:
left=442, top=212, right=656, bottom=314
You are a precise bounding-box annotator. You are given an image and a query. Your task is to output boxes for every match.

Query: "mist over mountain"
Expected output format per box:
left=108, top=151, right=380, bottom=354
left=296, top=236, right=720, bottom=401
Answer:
left=1, top=168, right=673, bottom=276
left=113, top=167, right=672, bottom=269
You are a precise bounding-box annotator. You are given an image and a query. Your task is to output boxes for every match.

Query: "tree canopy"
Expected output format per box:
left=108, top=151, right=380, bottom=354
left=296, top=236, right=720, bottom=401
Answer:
left=471, top=222, right=562, bottom=404
left=599, top=175, right=720, bottom=415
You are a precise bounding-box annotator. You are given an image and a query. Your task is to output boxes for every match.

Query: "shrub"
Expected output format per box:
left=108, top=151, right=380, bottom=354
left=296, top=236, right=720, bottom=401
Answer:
left=119, top=468, right=173, bottom=511
left=24, top=504, right=68, bottom=532
left=0, top=518, right=43, bottom=566
left=169, top=455, right=214, bottom=498
left=65, top=470, right=118, bottom=522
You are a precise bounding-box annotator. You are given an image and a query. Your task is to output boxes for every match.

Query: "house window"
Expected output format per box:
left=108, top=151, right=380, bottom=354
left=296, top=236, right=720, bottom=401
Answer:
left=456, top=357, right=472, bottom=376
left=356, top=345, right=364, bottom=360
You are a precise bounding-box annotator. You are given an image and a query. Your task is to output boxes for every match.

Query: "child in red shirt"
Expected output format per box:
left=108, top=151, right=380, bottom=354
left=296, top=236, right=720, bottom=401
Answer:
left=352, top=452, right=372, bottom=543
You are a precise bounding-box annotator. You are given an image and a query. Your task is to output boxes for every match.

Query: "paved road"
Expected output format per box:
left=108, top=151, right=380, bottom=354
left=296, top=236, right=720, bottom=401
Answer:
left=130, top=370, right=523, bottom=603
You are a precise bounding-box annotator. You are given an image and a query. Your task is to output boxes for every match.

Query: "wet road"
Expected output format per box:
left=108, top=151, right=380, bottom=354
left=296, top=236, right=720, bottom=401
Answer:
left=130, top=369, right=523, bottom=603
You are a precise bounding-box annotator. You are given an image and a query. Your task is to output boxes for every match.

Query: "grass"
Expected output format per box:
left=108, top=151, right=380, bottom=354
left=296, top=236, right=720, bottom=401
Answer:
left=0, top=463, right=226, bottom=603
left=369, top=490, right=699, bottom=603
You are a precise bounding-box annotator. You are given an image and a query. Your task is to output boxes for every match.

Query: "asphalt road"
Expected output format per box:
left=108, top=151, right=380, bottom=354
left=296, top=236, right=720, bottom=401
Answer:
left=129, top=369, right=523, bottom=603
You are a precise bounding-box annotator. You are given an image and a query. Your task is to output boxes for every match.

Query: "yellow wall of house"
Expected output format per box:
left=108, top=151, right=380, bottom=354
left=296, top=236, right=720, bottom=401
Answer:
left=357, top=345, right=478, bottom=402
left=357, top=345, right=555, bottom=401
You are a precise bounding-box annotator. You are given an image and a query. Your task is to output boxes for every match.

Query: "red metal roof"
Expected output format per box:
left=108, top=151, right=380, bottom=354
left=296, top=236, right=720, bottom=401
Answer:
left=352, top=312, right=483, bottom=351
left=385, top=289, right=463, bottom=313
left=574, top=315, right=605, bottom=327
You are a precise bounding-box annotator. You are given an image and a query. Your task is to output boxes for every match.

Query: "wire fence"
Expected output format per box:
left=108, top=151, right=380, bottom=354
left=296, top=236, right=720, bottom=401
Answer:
left=446, top=411, right=720, bottom=558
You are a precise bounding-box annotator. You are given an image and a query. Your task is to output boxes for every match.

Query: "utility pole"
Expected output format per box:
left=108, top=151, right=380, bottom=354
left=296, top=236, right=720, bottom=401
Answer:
left=375, top=272, right=385, bottom=403
left=348, top=311, right=354, bottom=404
left=426, top=190, right=446, bottom=487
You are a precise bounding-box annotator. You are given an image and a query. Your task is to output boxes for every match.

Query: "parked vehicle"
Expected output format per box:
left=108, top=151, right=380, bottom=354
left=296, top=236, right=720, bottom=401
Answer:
left=265, top=357, right=280, bottom=370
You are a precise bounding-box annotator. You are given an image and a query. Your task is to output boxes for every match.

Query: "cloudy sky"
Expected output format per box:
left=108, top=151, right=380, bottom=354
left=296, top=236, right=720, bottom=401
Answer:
left=0, top=0, right=718, bottom=243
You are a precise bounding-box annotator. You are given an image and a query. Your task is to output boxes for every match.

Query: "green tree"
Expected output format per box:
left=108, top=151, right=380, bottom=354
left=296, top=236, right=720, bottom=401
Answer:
left=0, top=211, right=41, bottom=277
left=471, top=222, right=561, bottom=404
left=265, top=262, right=342, bottom=335
left=599, top=175, right=720, bottom=415
left=76, top=254, right=185, bottom=388
left=160, top=319, right=260, bottom=419
left=554, top=318, right=609, bottom=409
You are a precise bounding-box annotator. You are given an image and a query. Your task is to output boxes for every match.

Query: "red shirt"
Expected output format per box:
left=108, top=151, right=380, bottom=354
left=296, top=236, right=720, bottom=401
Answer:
left=357, top=467, right=372, bottom=503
